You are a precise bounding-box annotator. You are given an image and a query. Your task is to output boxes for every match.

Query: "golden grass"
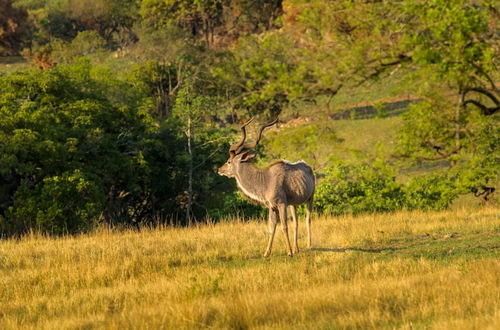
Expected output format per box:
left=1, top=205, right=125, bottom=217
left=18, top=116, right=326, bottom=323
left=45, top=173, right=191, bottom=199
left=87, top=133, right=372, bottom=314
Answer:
left=1, top=207, right=499, bottom=329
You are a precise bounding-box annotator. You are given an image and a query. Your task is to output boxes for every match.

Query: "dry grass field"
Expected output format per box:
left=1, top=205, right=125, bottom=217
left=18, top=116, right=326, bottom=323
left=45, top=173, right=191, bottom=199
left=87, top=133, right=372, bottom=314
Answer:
left=1, top=207, right=499, bottom=329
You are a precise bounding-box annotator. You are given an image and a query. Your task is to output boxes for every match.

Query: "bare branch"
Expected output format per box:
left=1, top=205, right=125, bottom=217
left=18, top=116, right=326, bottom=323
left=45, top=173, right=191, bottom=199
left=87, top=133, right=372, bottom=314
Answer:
left=463, top=87, right=500, bottom=106
left=418, top=142, right=460, bottom=161
left=193, top=145, right=223, bottom=170
left=472, top=186, right=495, bottom=201
left=354, top=54, right=412, bottom=87
left=462, top=87, right=500, bottom=115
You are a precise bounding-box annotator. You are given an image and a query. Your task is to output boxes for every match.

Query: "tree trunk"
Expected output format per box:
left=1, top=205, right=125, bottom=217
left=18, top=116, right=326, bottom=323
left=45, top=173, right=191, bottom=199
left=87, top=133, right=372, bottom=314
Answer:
left=456, top=90, right=463, bottom=152
left=185, top=116, right=193, bottom=226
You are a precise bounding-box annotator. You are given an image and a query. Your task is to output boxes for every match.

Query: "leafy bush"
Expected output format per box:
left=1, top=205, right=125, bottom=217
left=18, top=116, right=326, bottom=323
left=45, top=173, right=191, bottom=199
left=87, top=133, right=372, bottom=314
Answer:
left=314, top=161, right=405, bottom=215
left=314, top=160, right=466, bottom=215
left=6, top=170, right=104, bottom=235
left=0, top=60, right=241, bottom=236
left=0, top=62, right=151, bottom=234
left=403, top=175, right=459, bottom=211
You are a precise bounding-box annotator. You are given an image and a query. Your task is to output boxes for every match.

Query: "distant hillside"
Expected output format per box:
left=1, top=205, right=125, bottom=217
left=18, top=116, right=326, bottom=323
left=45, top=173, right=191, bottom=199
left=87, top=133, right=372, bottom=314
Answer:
left=330, top=98, right=419, bottom=120
left=262, top=116, right=402, bottom=171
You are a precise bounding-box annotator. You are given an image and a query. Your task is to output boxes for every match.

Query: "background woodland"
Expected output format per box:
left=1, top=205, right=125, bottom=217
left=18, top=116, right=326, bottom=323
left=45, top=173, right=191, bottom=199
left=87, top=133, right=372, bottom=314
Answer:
left=0, top=0, right=498, bottom=235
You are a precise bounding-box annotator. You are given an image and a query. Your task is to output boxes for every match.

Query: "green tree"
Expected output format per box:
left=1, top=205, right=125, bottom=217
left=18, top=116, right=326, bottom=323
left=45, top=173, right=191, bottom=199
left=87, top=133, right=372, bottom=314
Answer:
left=213, top=32, right=308, bottom=118
left=140, top=0, right=225, bottom=48
left=171, top=83, right=230, bottom=223
left=14, top=0, right=138, bottom=57
left=314, top=161, right=405, bottom=215
left=0, top=61, right=188, bottom=234
left=0, top=0, right=31, bottom=55
left=226, top=0, right=498, bottom=199
left=394, top=0, right=499, bottom=198
left=139, top=0, right=283, bottom=48
left=127, top=27, right=201, bottom=118
left=49, top=30, right=107, bottom=63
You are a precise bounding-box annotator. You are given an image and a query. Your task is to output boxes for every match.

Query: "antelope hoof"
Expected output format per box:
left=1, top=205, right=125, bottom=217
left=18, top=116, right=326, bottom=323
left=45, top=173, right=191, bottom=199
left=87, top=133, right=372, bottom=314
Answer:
left=263, top=251, right=271, bottom=258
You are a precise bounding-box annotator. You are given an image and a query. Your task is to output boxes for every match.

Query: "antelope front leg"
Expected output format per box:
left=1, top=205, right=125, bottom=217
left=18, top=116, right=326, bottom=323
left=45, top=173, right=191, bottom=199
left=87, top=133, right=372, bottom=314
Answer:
left=263, top=208, right=277, bottom=257
left=278, top=204, right=293, bottom=257
left=290, top=205, right=299, bottom=253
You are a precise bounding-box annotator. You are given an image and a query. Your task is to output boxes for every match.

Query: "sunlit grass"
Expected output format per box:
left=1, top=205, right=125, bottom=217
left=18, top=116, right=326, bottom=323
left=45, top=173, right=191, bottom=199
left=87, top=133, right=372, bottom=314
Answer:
left=0, top=56, right=29, bottom=73
left=1, top=207, right=499, bottom=329
left=261, top=117, right=402, bottom=171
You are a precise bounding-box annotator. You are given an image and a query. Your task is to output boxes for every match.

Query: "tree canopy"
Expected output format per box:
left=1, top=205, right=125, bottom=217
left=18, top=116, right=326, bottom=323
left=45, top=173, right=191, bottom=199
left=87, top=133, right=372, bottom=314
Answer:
left=0, top=0, right=498, bottom=235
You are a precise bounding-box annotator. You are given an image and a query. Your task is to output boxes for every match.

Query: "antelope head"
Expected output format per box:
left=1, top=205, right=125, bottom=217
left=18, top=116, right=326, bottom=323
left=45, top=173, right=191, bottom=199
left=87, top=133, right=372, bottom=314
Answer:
left=218, top=117, right=278, bottom=178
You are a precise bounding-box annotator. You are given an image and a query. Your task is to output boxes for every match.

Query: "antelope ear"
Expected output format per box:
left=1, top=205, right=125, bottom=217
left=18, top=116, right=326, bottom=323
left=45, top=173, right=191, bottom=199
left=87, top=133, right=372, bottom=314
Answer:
left=240, top=150, right=256, bottom=162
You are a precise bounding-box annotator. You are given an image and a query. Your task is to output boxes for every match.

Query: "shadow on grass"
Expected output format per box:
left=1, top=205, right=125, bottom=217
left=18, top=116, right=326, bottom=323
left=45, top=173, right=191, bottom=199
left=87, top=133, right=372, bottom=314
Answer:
left=312, top=246, right=404, bottom=253
left=311, top=232, right=500, bottom=261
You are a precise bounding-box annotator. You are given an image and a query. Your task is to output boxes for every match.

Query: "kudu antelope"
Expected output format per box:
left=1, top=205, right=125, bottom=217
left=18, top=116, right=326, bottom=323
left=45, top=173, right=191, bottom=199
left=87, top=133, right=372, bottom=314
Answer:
left=218, top=118, right=315, bottom=257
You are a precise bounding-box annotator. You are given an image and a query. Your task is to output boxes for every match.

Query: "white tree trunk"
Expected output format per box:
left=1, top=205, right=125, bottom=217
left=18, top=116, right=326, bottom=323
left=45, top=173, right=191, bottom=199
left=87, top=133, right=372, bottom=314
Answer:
left=185, top=116, right=193, bottom=226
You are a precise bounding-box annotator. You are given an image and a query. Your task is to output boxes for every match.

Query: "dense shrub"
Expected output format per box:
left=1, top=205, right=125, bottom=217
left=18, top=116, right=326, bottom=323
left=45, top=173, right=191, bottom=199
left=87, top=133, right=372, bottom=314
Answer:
left=314, top=161, right=405, bottom=215
left=6, top=170, right=104, bottom=234
left=314, top=161, right=465, bottom=215
left=0, top=61, right=231, bottom=235
left=403, top=174, right=459, bottom=211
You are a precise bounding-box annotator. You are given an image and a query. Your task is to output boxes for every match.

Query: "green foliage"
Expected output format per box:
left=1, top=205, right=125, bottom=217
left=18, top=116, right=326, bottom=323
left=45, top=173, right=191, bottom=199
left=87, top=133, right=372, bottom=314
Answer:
left=395, top=1, right=498, bottom=150
left=314, top=160, right=466, bottom=215
left=0, top=62, right=197, bottom=235
left=7, top=170, right=103, bottom=234
left=0, top=0, right=31, bottom=55
left=314, top=161, right=405, bottom=215
left=397, top=87, right=499, bottom=200
left=125, top=27, right=209, bottom=118
left=140, top=0, right=223, bottom=32
left=129, top=60, right=181, bottom=118
left=130, top=25, right=199, bottom=63
left=401, top=0, right=496, bottom=87
left=403, top=174, right=460, bottom=211
left=171, top=84, right=233, bottom=221
left=139, top=0, right=282, bottom=48
left=397, top=94, right=457, bottom=160
left=213, top=32, right=309, bottom=117
left=210, top=190, right=265, bottom=219
left=374, top=102, right=387, bottom=119
left=50, top=30, right=107, bottom=63
left=14, top=0, right=138, bottom=57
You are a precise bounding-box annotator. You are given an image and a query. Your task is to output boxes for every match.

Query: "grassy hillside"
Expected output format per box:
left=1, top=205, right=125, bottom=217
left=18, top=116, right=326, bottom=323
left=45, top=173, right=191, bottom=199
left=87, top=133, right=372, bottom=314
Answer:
left=0, top=56, right=29, bottom=73
left=262, top=117, right=402, bottom=170
left=1, top=207, right=499, bottom=329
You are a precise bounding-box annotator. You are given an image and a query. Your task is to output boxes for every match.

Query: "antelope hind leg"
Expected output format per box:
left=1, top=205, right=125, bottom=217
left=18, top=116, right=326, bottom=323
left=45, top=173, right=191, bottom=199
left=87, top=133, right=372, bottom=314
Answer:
left=290, top=205, right=299, bottom=253
left=306, top=199, right=313, bottom=249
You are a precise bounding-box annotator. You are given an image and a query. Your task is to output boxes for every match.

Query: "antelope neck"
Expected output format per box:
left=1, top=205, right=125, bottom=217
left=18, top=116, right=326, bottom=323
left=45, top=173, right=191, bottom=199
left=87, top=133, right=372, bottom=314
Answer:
left=235, top=162, right=267, bottom=204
